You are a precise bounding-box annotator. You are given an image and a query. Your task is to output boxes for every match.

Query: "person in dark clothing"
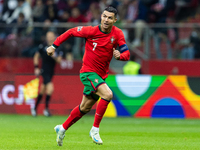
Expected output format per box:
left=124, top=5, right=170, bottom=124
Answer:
left=150, top=0, right=175, bottom=59
left=181, top=25, right=200, bottom=59
left=44, top=0, right=58, bottom=22
left=31, top=31, right=63, bottom=116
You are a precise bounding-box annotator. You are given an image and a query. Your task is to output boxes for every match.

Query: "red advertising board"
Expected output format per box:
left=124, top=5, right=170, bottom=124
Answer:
left=142, top=60, right=200, bottom=76
left=0, top=75, right=96, bottom=115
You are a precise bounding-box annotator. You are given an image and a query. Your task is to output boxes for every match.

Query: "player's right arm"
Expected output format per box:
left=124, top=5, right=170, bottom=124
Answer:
left=47, top=26, right=91, bottom=56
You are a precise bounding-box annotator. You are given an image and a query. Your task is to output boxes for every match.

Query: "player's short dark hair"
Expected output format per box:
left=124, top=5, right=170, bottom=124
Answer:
left=104, top=6, right=118, bottom=18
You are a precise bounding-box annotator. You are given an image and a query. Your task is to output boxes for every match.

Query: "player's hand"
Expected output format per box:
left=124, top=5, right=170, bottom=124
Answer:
left=113, top=48, right=120, bottom=60
left=34, top=68, right=40, bottom=76
left=46, top=46, right=55, bottom=56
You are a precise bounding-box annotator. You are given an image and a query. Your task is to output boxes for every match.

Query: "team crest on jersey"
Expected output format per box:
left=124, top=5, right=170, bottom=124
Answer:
left=110, top=36, right=115, bottom=44
left=94, top=79, right=98, bottom=83
left=77, top=26, right=83, bottom=31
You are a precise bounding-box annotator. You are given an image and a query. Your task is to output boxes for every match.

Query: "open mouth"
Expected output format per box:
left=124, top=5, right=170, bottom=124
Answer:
left=104, top=23, right=109, bottom=27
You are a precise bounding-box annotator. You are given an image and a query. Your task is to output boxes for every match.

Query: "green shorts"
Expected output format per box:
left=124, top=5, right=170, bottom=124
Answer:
left=80, top=72, right=105, bottom=100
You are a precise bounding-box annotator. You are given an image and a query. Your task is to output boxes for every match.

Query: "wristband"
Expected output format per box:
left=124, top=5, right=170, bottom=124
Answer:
left=52, top=44, right=59, bottom=49
left=51, top=45, right=56, bottom=49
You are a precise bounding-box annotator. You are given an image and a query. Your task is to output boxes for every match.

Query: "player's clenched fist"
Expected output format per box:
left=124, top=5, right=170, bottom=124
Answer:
left=46, top=46, right=55, bottom=56
left=113, top=48, right=120, bottom=60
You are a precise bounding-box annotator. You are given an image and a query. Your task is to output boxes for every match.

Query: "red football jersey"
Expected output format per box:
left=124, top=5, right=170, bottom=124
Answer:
left=53, top=25, right=129, bottom=79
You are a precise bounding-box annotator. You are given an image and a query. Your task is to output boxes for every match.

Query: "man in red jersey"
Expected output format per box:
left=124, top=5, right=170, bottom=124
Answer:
left=46, top=6, right=130, bottom=146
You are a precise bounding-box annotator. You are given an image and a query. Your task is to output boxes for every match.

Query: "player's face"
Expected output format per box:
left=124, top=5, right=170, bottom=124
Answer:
left=101, top=11, right=117, bottom=32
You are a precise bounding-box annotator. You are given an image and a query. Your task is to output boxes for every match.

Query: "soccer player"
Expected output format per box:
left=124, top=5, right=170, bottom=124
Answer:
left=46, top=6, right=130, bottom=146
left=31, top=31, right=63, bottom=117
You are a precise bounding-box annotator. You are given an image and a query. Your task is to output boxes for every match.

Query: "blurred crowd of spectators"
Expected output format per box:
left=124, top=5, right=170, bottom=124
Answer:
left=0, top=0, right=199, bottom=60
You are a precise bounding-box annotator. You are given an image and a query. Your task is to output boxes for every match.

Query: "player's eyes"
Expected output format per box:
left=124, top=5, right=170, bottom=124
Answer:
left=103, top=15, right=113, bottom=20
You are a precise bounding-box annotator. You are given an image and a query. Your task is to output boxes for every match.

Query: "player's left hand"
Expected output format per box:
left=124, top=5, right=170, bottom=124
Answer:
left=113, top=48, right=120, bottom=60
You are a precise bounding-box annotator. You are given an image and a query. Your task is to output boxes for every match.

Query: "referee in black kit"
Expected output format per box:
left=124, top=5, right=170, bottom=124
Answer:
left=31, top=31, right=63, bottom=117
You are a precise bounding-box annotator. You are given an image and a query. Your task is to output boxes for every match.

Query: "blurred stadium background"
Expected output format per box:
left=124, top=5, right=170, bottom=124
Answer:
left=1, top=0, right=200, bottom=118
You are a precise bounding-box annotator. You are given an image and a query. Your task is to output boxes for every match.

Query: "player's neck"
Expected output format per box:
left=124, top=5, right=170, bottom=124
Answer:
left=100, top=24, right=112, bottom=33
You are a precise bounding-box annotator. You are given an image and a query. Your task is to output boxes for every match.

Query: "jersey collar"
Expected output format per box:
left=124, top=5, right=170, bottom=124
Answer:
left=99, top=25, right=112, bottom=34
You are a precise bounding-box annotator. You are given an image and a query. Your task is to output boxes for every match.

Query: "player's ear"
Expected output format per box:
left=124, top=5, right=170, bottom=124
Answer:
left=114, top=17, right=117, bottom=23
left=101, top=13, right=103, bottom=19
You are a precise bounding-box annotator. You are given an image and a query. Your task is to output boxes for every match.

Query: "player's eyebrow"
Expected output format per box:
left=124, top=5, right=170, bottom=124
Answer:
left=103, top=14, right=113, bottom=19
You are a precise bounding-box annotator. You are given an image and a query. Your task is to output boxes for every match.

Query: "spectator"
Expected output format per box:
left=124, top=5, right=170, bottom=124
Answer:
left=110, top=0, right=120, bottom=9
left=85, top=2, right=101, bottom=25
left=6, top=0, right=32, bottom=24
left=0, top=0, right=18, bottom=39
left=68, top=7, right=88, bottom=23
left=151, top=0, right=175, bottom=59
left=99, top=0, right=113, bottom=12
left=68, top=7, right=88, bottom=59
left=58, top=10, right=70, bottom=25
left=131, top=0, right=157, bottom=48
left=117, top=0, right=138, bottom=23
left=57, top=0, right=68, bottom=11
left=66, top=0, right=78, bottom=10
left=11, top=12, right=28, bottom=37
left=43, top=0, right=58, bottom=22
left=117, top=0, right=138, bottom=42
left=123, top=54, right=142, bottom=75
left=85, top=2, right=99, bottom=21
left=174, top=0, right=198, bottom=22
left=90, top=9, right=101, bottom=26
left=117, top=0, right=130, bottom=22
left=32, top=0, right=45, bottom=22
left=57, top=0, right=78, bottom=13
left=78, top=0, right=92, bottom=14
left=1, top=0, right=18, bottom=23
left=181, top=25, right=200, bottom=59
left=126, top=0, right=138, bottom=23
